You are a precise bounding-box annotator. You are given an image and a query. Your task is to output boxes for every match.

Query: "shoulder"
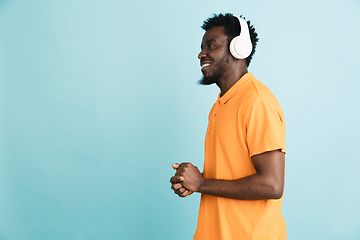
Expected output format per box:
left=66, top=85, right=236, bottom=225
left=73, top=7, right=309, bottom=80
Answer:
left=240, top=75, right=284, bottom=118
left=235, top=74, right=279, bottom=107
left=248, top=77, right=276, bottom=99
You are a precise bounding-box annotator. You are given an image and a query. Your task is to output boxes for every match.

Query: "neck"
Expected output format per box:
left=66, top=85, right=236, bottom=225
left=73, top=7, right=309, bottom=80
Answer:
left=217, top=61, right=248, bottom=96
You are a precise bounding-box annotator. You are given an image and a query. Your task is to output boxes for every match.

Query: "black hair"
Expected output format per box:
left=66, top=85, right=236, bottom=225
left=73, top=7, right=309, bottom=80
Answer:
left=201, top=13, right=259, bottom=67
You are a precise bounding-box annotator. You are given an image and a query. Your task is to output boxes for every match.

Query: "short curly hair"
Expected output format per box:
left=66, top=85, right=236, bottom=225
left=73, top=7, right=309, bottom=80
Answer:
left=201, top=13, right=259, bottom=67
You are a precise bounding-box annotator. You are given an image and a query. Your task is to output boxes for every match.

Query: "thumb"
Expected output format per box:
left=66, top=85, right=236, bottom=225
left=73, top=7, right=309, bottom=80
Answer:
left=172, top=163, right=180, bottom=169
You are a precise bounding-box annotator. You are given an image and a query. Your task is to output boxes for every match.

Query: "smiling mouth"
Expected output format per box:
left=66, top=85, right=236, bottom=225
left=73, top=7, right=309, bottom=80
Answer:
left=201, top=63, right=211, bottom=69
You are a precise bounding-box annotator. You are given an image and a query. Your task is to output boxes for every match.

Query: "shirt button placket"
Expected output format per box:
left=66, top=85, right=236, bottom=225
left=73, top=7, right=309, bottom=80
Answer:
left=209, top=100, right=220, bottom=135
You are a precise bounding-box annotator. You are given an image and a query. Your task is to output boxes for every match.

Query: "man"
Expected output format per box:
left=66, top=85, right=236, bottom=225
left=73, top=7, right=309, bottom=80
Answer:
left=170, top=13, right=287, bottom=240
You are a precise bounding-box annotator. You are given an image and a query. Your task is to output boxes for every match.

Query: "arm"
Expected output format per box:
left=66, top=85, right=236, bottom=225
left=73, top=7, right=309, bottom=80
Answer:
left=171, top=149, right=285, bottom=200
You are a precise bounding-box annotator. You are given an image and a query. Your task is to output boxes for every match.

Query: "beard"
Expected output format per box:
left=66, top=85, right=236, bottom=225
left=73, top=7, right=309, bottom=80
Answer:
left=198, top=55, right=230, bottom=85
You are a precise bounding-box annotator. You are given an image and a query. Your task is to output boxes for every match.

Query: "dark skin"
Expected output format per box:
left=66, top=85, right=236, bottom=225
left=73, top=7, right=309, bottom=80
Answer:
left=198, top=26, right=248, bottom=94
left=170, top=26, right=285, bottom=200
left=171, top=150, right=285, bottom=200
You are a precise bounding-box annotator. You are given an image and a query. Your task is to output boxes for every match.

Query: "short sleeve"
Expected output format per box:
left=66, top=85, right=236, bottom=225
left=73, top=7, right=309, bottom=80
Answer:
left=245, top=96, right=286, bottom=157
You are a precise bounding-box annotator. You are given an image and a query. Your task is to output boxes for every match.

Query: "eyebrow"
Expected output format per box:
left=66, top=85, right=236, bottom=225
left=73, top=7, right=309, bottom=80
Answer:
left=201, top=39, right=217, bottom=49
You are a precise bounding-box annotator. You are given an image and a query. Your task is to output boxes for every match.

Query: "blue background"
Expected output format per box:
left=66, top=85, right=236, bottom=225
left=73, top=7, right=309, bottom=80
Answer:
left=1, top=0, right=359, bottom=239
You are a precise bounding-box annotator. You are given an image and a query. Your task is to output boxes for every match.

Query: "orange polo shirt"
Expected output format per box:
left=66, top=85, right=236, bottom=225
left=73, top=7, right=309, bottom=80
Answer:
left=193, top=73, right=287, bottom=240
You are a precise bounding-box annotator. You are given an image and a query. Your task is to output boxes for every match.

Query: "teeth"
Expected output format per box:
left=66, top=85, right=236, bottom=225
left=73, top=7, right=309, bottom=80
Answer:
left=201, top=63, right=210, bottom=68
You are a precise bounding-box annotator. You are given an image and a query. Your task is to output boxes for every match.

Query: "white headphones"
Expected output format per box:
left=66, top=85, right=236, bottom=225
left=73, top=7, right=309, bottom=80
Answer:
left=229, top=16, right=253, bottom=59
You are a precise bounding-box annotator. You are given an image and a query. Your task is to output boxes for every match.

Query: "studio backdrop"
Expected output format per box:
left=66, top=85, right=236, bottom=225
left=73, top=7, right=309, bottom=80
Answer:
left=0, top=0, right=359, bottom=239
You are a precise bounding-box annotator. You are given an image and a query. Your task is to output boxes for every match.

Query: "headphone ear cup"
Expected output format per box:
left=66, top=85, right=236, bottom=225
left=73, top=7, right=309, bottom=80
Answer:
left=229, top=17, right=253, bottom=59
left=229, top=36, right=243, bottom=59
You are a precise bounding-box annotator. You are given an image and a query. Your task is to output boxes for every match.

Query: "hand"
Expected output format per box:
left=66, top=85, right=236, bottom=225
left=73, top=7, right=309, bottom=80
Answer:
left=170, top=164, right=193, bottom=197
left=173, top=162, right=204, bottom=192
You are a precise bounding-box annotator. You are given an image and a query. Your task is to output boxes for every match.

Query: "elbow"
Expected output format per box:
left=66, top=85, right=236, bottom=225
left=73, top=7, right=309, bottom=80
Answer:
left=270, top=185, right=284, bottom=199
left=267, top=183, right=284, bottom=199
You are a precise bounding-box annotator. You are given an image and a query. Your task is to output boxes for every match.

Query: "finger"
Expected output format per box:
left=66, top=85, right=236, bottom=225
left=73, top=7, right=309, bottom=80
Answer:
left=171, top=183, right=184, bottom=191
left=180, top=190, right=194, bottom=197
left=185, top=190, right=194, bottom=197
left=170, top=175, right=184, bottom=183
left=174, top=187, right=186, bottom=195
left=174, top=170, right=182, bottom=176
left=179, top=162, right=192, bottom=168
left=179, top=189, right=189, bottom=197
left=170, top=176, right=178, bottom=183
left=172, top=163, right=180, bottom=169
left=174, top=167, right=185, bottom=175
left=171, top=183, right=183, bottom=190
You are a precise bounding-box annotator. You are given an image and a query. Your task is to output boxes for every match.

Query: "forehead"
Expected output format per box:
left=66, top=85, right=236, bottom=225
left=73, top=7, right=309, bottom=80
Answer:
left=201, top=26, right=228, bottom=44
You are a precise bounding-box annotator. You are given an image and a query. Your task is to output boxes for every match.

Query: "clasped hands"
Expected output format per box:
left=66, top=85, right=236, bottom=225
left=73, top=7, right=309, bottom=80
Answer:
left=170, top=162, right=204, bottom=198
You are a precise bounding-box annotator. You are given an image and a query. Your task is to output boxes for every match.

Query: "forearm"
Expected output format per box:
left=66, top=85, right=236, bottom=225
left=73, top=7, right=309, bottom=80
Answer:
left=172, top=151, right=285, bottom=200
left=198, top=173, right=284, bottom=200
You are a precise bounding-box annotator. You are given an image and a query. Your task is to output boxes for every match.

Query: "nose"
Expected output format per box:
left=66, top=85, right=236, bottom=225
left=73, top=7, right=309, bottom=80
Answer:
left=198, top=49, right=207, bottom=59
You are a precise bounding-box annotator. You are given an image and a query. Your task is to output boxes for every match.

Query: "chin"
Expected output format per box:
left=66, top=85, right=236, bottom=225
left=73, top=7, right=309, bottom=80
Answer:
left=198, top=75, right=218, bottom=85
left=198, top=71, right=220, bottom=85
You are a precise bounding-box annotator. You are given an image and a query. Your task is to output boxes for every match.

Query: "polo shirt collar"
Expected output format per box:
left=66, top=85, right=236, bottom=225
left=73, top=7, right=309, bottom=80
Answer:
left=218, top=72, right=254, bottom=104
